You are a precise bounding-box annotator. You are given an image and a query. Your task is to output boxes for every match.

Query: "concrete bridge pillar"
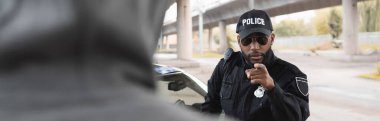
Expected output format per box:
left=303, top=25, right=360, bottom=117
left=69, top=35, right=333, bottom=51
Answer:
left=248, top=0, right=255, bottom=10
left=177, top=0, right=192, bottom=60
left=158, top=32, right=163, bottom=49
left=342, top=0, right=359, bottom=55
left=219, top=20, right=227, bottom=53
left=208, top=28, right=213, bottom=51
left=198, top=10, right=204, bottom=54
left=165, top=35, right=170, bottom=49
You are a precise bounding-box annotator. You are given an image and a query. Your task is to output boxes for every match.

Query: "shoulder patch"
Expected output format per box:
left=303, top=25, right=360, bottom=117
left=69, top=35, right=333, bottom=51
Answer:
left=295, top=77, right=309, bottom=96
left=223, top=48, right=235, bottom=66
left=224, top=48, right=234, bottom=61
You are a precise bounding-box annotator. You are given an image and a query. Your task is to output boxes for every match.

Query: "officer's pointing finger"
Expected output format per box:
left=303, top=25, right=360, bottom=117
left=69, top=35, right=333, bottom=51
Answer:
left=250, top=79, right=257, bottom=84
left=251, top=69, right=264, bottom=76
left=251, top=75, right=265, bottom=80
left=254, top=63, right=266, bottom=70
left=250, top=79, right=262, bottom=85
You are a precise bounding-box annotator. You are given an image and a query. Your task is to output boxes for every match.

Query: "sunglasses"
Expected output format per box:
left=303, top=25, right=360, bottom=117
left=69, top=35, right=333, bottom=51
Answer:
left=241, top=36, right=269, bottom=46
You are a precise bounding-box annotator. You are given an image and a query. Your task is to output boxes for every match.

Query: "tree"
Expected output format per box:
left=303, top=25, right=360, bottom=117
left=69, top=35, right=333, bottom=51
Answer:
left=359, top=0, right=380, bottom=32
left=273, top=19, right=312, bottom=37
left=328, top=8, right=342, bottom=39
left=212, top=26, right=235, bottom=51
left=226, top=26, right=236, bottom=49
left=312, top=8, right=330, bottom=35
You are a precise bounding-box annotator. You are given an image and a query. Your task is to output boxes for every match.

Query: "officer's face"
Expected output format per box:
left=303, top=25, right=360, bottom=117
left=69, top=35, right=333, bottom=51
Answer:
left=237, top=32, right=275, bottom=64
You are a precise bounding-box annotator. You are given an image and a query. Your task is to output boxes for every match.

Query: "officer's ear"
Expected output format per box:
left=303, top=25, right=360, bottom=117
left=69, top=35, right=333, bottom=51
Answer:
left=237, top=35, right=241, bottom=44
left=270, top=33, right=275, bottom=45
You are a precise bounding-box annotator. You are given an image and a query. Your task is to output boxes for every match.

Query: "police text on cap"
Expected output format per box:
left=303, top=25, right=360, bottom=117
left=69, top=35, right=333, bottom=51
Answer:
left=242, top=18, right=265, bottom=26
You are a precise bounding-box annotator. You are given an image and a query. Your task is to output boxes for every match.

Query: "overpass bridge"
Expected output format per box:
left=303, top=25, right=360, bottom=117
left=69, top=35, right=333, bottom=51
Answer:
left=163, top=0, right=364, bottom=60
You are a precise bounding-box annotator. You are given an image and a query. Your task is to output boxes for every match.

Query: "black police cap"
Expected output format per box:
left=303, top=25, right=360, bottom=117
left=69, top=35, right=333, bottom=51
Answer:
left=236, top=9, right=273, bottom=39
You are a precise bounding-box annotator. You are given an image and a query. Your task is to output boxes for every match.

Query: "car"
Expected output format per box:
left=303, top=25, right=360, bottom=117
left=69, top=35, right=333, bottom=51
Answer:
left=154, top=64, right=207, bottom=111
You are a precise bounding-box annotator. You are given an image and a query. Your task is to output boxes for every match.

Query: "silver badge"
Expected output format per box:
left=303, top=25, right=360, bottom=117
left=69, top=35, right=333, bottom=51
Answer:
left=254, top=85, right=265, bottom=98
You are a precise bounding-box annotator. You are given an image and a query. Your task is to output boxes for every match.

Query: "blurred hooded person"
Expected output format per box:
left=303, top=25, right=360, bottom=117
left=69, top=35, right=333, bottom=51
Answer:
left=0, top=0, right=222, bottom=121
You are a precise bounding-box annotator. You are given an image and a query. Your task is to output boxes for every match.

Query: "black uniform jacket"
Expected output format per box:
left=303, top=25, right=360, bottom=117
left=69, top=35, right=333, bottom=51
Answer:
left=201, top=49, right=310, bottom=121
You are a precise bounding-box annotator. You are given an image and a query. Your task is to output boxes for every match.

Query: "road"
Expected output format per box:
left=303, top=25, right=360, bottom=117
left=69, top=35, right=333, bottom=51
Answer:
left=154, top=50, right=380, bottom=121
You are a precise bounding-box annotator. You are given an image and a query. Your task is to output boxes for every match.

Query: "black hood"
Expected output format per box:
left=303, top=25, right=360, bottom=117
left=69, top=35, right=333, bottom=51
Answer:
left=0, top=0, right=172, bottom=89
left=0, top=1, right=226, bottom=121
left=0, top=0, right=174, bottom=117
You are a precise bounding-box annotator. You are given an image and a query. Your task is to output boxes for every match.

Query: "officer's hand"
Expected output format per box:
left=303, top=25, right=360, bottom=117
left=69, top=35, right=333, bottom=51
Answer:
left=245, top=63, right=275, bottom=91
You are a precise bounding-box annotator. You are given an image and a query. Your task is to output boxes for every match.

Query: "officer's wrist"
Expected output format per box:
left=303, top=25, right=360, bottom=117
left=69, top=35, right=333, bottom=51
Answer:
left=266, top=83, right=275, bottom=91
left=264, top=78, right=275, bottom=91
left=264, top=76, right=275, bottom=91
left=266, top=82, right=276, bottom=94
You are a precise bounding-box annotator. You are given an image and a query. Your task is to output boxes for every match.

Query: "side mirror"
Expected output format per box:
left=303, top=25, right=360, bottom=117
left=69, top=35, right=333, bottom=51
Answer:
left=168, top=80, right=186, bottom=91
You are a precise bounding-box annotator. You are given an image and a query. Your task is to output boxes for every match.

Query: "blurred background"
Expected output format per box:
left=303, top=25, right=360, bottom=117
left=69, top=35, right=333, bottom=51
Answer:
left=154, top=0, right=380, bottom=121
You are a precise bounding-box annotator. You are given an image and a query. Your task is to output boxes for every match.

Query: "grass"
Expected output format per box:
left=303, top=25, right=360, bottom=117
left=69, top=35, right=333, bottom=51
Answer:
left=358, top=73, right=380, bottom=80
left=360, top=44, right=380, bottom=50
left=359, top=62, right=380, bottom=81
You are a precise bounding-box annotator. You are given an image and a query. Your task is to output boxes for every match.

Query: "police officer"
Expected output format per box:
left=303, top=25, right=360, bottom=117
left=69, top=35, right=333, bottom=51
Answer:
left=201, top=9, right=310, bottom=121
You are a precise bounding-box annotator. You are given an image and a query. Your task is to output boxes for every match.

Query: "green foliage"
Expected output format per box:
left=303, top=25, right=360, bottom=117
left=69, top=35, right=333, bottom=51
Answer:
left=212, top=26, right=236, bottom=48
left=328, top=8, right=342, bottom=39
left=213, top=34, right=220, bottom=44
left=312, top=8, right=330, bottom=35
left=226, top=26, right=237, bottom=48
left=212, top=28, right=220, bottom=44
left=273, top=19, right=312, bottom=37
left=359, top=0, right=380, bottom=32
left=267, top=0, right=380, bottom=37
